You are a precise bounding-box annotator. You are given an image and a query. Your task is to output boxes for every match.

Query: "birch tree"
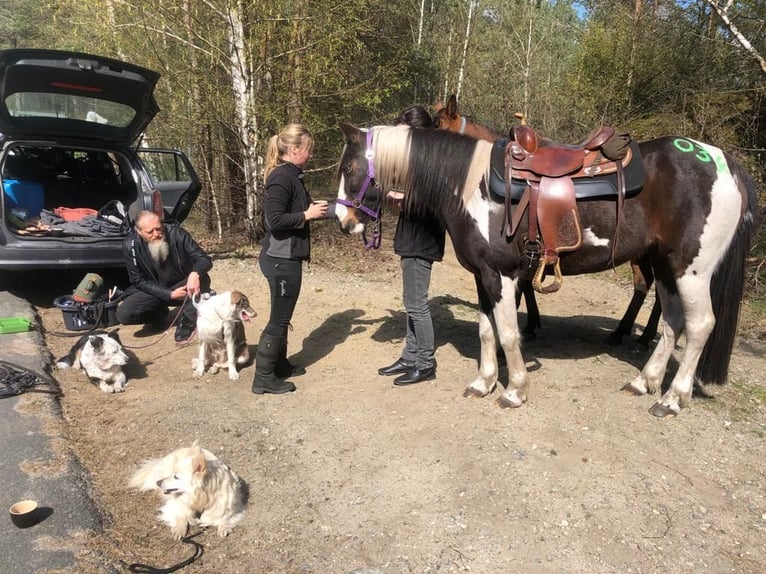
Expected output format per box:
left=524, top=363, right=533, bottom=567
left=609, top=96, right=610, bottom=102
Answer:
left=703, top=0, right=766, bottom=75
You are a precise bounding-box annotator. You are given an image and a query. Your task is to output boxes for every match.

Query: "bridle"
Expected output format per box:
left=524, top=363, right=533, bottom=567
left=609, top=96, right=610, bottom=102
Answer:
left=336, top=129, right=383, bottom=249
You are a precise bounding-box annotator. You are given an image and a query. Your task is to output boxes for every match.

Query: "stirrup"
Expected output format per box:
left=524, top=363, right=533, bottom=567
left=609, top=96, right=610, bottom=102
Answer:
left=532, top=259, right=563, bottom=294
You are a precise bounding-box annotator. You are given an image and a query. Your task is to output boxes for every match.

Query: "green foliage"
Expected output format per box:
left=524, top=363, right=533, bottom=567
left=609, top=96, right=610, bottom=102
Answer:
left=4, top=0, right=763, bottom=288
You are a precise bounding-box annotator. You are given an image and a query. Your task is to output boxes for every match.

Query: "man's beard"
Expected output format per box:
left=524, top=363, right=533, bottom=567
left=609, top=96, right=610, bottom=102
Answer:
left=147, top=238, right=170, bottom=266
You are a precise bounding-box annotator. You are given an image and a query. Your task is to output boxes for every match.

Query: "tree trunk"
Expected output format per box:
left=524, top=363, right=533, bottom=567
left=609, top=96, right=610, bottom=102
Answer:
left=286, top=0, right=307, bottom=123
left=456, top=0, right=477, bottom=100
left=226, top=1, right=261, bottom=240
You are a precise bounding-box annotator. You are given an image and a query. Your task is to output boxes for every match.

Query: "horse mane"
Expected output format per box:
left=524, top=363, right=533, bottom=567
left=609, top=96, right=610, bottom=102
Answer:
left=371, top=126, right=492, bottom=218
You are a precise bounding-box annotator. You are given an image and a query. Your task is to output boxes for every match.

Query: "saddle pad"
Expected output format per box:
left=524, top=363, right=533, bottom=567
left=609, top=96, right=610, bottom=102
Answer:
left=489, top=140, right=645, bottom=202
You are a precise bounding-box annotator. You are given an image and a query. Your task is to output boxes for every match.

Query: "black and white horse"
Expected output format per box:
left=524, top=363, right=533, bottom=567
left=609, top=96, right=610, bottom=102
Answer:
left=334, top=123, right=758, bottom=417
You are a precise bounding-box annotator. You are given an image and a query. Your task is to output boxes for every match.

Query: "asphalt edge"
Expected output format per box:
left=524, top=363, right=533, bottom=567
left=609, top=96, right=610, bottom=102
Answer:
left=1, top=290, right=117, bottom=573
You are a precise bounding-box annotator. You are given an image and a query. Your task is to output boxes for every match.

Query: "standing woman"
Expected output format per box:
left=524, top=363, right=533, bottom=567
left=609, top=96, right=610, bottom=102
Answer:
left=253, top=124, right=331, bottom=395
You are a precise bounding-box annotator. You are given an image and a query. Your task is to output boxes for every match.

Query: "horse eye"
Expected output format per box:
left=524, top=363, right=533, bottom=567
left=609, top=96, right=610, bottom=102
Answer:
left=342, top=164, right=352, bottom=174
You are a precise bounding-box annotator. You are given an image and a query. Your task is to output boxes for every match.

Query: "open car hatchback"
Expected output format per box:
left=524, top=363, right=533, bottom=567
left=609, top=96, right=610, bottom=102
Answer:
left=0, top=48, right=201, bottom=270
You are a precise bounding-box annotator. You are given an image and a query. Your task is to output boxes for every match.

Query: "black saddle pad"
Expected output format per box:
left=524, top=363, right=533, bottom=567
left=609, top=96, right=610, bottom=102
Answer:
left=488, top=139, right=645, bottom=201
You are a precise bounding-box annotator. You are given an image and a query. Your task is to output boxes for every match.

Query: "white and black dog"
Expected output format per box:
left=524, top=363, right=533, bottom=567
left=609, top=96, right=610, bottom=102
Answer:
left=192, top=291, right=256, bottom=380
left=56, top=330, right=130, bottom=393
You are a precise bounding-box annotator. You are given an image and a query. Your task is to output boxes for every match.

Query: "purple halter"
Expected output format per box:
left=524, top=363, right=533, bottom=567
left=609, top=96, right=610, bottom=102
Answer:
left=337, top=129, right=383, bottom=249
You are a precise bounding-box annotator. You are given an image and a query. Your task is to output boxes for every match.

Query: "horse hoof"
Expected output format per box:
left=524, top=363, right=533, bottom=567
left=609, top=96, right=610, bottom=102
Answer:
left=606, top=332, right=623, bottom=346
left=636, top=335, right=654, bottom=347
left=649, top=402, right=678, bottom=417
left=521, top=330, right=537, bottom=343
left=621, top=382, right=646, bottom=396
left=463, top=387, right=485, bottom=399
left=496, top=395, right=525, bottom=409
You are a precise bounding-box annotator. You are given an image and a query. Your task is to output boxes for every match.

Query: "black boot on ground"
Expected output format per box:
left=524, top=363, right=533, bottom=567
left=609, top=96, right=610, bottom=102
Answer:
left=276, top=338, right=306, bottom=378
left=174, top=314, right=196, bottom=344
left=252, top=333, right=296, bottom=395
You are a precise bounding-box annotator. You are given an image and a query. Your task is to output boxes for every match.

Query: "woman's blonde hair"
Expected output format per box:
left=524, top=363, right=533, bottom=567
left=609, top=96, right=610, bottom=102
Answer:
left=264, top=123, right=314, bottom=181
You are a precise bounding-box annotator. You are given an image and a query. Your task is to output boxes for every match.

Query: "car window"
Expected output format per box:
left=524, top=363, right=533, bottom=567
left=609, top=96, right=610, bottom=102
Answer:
left=5, top=92, right=136, bottom=127
left=138, top=150, right=193, bottom=184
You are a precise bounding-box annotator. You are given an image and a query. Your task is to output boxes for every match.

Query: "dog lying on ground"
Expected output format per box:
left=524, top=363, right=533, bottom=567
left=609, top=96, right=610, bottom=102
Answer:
left=192, top=290, right=256, bottom=380
left=56, top=330, right=130, bottom=393
left=128, top=442, right=248, bottom=540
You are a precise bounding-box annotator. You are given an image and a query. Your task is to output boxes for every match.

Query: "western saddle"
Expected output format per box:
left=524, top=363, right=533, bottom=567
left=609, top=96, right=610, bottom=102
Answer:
left=504, top=115, right=629, bottom=293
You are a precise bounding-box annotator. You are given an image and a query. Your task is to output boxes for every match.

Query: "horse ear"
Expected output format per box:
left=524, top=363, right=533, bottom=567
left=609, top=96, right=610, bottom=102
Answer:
left=446, top=95, right=458, bottom=116
left=339, top=122, right=362, bottom=144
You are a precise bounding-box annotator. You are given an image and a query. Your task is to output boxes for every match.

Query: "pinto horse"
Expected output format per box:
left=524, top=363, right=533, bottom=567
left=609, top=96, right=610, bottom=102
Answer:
left=433, top=95, right=662, bottom=346
left=334, top=123, right=758, bottom=417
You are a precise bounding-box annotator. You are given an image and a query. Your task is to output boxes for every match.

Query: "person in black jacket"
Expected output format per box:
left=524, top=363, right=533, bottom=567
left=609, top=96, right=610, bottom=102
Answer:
left=116, top=210, right=212, bottom=344
left=252, top=123, right=333, bottom=395
left=377, top=106, right=446, bottom=385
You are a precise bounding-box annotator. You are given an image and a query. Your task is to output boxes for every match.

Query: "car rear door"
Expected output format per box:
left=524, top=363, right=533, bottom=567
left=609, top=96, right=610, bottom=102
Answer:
left=137, top=148, right=201, bottom=223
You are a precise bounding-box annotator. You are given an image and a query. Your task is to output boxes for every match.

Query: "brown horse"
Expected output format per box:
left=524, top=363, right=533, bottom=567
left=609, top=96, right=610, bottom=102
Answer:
left=433, top=95, right=662, bottom=347
left=334, top=123, right=758, bottom=416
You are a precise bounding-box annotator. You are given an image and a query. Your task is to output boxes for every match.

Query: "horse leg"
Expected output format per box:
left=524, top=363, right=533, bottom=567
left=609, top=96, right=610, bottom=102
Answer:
left=463, top=273, right=500, bottom=398
left=623, top=281, right=683, bottom=397
left=518, top=279, right=541, bottom=341
left=495, top=276, right=529, bottom=408
left=636, top=296, right=662, bottom=346
left=648, top=276, right=716, bottom=417
left=462, top=271, right=528, bottom=406
left=607, top=259, right=653, bottom=346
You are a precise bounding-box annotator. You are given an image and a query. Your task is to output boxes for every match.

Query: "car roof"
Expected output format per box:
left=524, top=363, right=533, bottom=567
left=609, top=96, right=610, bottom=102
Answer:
left=0, top=49, right=160, bottom=146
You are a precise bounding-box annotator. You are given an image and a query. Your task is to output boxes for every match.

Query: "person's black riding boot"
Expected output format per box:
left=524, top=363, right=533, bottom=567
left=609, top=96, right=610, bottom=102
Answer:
left=276, top=338, right=306, bottom=378
left=252, top=333, right=296, bottom=395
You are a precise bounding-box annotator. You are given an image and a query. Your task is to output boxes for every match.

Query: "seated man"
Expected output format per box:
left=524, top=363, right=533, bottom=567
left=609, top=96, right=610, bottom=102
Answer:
left=116, top=210, right=212, bottom=344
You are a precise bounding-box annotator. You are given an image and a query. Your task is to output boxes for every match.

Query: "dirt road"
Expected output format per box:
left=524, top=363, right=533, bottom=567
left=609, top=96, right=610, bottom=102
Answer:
left=40, top=241, right=766, bottom=573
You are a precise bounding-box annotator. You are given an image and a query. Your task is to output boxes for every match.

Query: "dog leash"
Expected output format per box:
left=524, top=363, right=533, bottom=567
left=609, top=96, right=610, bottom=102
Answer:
left=122, top=295, right=194, bottom=350
left=127, top=534, right=204, bottom=573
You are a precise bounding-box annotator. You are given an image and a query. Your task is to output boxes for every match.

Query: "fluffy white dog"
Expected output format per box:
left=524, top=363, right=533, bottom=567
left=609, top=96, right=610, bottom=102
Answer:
left=56, top=330, right=129, bottom=393
left=128, top=442, right=248, bottom=540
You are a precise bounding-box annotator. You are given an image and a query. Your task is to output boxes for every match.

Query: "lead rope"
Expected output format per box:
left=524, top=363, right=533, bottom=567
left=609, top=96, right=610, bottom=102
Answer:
left=127, top=534, right=204, bottom=573
left=122, top=295, right=193, bottom=350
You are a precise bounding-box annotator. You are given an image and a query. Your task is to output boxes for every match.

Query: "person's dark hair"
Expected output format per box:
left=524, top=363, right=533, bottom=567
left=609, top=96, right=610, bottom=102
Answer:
left=395, top=106, right=434, bottom=128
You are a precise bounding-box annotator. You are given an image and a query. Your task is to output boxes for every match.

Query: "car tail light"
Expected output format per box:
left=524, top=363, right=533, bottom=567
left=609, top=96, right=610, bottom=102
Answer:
left=151, top=190, right=163, bottom=218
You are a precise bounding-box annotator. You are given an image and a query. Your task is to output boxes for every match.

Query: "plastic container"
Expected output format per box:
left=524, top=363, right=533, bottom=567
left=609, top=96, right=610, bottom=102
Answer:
left=2, top=179, right=45, bottom=218
left=54, top=295, right=120, bottom=331
left=0, top=317, right=31, bottom=334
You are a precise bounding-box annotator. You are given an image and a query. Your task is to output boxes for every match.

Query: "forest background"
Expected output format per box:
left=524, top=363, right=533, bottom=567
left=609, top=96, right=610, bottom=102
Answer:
left=1, top=0, right=764, bottom=304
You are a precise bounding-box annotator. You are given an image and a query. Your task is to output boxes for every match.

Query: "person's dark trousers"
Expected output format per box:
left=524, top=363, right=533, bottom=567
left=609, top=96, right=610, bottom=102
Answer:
left=400, top=256, right=436, bottom=369
left=258, top=253, right=302, bottom=338
left=115, top=274, right=211, bottom=326
left=254, top=253, right=302, bottom=391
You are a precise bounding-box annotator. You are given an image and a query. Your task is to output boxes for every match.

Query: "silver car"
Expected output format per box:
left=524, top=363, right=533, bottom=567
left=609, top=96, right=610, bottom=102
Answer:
left=0, top=49, right=201, bottom=270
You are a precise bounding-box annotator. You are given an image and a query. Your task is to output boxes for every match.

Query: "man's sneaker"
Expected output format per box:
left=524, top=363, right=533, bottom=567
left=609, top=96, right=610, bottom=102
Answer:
left=174, top=315, right=196, bottom=345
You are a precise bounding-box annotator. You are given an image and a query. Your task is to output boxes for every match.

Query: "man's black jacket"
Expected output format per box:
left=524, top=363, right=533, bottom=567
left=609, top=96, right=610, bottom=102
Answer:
left=123, top=221, right=212, bottom=303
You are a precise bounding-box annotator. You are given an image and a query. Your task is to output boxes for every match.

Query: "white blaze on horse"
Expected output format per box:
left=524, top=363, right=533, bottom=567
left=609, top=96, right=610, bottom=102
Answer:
left=333, top=123, right=758, bottom=417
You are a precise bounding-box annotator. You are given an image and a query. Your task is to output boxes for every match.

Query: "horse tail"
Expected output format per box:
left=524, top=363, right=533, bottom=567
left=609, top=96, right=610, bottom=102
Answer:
left=695, top=159, right=760, bottom=385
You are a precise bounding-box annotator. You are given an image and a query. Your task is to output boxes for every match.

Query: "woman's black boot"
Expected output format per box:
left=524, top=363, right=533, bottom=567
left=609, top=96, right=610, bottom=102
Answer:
left=276, top=337, right=306, bottom=378
left=252, top=333, right=296, bottom=394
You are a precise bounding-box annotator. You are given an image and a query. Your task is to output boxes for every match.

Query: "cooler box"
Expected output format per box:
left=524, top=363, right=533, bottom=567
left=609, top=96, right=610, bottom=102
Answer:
left=3, top=179, right=45, bottom=218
